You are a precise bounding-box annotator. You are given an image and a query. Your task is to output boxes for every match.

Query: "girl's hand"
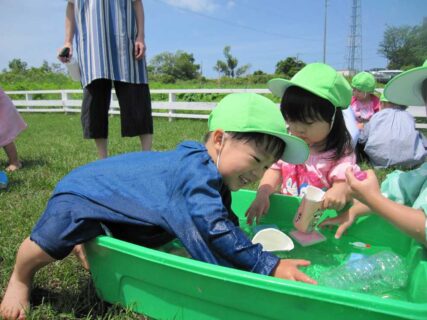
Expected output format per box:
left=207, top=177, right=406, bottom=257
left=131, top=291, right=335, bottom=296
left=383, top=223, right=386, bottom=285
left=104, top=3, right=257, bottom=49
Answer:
left=272, top=259, right=317, bottom=284
left=322, top=181, right=349, bottom=211
left=245, top=193, right=270, bottom=225
left=320, top=200, right=371, bottom=238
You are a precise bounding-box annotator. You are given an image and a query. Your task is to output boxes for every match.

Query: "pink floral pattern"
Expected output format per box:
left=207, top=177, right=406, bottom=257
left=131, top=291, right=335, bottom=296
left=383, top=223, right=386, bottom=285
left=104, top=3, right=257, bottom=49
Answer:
left=272, top=150, right=359, bottom=197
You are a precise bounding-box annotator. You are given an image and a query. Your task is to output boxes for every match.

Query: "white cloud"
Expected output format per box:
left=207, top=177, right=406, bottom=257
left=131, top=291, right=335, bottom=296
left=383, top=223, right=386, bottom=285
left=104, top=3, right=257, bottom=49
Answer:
left=163, top=0, right=216, bottom=13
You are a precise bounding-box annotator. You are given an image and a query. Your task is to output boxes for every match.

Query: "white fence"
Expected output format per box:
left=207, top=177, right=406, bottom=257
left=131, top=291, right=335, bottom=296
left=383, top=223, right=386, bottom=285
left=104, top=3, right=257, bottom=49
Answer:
left=6, top=88, right=427, bottom=129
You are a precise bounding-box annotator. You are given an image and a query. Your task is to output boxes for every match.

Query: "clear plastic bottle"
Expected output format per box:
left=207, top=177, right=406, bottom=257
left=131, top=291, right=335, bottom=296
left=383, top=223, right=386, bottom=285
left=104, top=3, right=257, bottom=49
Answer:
left=318, top=251, right=408, bottom=294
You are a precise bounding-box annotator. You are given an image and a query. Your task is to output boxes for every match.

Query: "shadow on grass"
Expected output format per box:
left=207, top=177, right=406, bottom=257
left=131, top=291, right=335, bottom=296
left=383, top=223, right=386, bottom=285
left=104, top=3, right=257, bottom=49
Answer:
left=30, top=280, right=148, bottom=319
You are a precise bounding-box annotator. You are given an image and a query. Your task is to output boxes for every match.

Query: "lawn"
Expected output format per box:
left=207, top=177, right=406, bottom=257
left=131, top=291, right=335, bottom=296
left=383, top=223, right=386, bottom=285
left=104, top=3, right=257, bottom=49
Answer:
left=0, top=113, right=208, bottom=319
left=0, top=113, right=394, bottom=319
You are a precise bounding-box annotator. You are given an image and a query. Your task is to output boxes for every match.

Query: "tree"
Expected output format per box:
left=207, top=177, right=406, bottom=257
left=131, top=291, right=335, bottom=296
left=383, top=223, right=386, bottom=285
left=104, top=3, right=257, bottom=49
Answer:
left=149, top=51, right=200, bottom=80
left=378, top=18, right=427, bottom=69
left=275, top=57, right=305, bottom=77
left=8, top=59, right=28, bottom=73
left=214, top=46, right=250, bottom=78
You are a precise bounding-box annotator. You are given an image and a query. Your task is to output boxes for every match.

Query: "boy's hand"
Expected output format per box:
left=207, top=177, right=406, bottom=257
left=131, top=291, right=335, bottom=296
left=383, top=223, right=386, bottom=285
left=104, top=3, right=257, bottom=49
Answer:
left=272, top=259, right=317, bottom=284
left=322, top=181, right=349, bottom=211
left=245, top=193, right=270, bottom=225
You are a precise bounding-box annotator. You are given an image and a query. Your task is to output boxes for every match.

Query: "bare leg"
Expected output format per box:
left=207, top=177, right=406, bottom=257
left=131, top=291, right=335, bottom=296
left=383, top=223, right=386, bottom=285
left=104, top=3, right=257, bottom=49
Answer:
left=139, top=134, right=152, bottom=151
left=0, top=238, right=56, bottom=320
left=72, top=244, right=89, bottom=270
left=3, top=142, right=22, bottom=172
left=94, top=138, right=108, bottom=159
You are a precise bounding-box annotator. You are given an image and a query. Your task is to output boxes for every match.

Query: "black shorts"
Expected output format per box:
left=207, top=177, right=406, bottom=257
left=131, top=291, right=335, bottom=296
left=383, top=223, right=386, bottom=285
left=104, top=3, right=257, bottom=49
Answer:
left=81, top=79, right=153, bottom=139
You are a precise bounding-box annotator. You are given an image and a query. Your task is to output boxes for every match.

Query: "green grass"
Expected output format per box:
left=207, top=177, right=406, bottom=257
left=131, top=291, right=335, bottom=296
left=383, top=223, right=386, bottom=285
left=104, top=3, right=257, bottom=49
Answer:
left=0, top=114, right=207, bottom=319
left=0, top=113, right=398, bottom=319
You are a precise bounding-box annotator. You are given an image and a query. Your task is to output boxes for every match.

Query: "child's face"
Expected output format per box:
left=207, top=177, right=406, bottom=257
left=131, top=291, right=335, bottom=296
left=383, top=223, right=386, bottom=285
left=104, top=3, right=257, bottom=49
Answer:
left=216, top=136, right=276, bottom=191
left=352, top=88, right=368, bottom=101
left=286, top=119, right=330, bottom=147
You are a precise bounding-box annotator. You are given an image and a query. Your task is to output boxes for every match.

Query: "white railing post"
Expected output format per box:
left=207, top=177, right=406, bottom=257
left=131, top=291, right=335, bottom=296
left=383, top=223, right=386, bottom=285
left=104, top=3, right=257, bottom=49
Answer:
left=25, top=93, right=32, bottom=111
left=61, top=90, right=68, bottom=114
left=168, top=92, right=176, bottom=122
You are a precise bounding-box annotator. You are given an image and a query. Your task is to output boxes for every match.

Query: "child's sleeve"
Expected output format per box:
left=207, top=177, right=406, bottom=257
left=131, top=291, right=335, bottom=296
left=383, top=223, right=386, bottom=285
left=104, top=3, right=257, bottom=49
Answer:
left=176, top=161, right=280, bottom=275
left=381, top=163, right=427, bottom=207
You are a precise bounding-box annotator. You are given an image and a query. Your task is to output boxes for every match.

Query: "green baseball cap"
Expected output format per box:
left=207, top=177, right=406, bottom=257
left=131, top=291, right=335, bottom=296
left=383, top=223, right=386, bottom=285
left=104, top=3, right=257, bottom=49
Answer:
left=268, top=63, right=352, bottom=108
left=208, top=93, right=309, bottom=164
left=384, top=60, right=427, bottom=106
left=351, top=72, right=376, bottom=93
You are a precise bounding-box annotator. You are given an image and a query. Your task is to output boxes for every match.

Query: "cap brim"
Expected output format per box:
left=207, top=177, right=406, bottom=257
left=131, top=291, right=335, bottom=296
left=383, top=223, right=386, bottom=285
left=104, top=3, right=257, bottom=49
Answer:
left=268, top=78, right=349, bottom=109
left=384, top=66, right=427, bottom=106
left=256, top=129, right=309, bottom=164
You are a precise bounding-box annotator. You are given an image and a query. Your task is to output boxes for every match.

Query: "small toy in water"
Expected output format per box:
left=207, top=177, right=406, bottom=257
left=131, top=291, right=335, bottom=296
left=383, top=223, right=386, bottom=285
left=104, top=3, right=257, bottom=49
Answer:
left=0, top=171, right=8, bottom=189
left=354, top=171, right=367, bottom=181
left=349, top=241, right=371, bottom=248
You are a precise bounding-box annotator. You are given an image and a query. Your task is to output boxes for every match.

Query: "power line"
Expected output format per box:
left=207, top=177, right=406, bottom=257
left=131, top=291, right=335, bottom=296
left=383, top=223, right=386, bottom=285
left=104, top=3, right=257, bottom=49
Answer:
left=155, top=0, right=320, bottom=42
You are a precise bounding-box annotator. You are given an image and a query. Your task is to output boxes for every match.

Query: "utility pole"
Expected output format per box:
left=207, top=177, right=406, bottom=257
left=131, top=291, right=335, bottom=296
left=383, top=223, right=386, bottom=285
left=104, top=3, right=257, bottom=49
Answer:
left=346, top=0, right=363, bottom=75
left=323, top=0, right=328, bottom=63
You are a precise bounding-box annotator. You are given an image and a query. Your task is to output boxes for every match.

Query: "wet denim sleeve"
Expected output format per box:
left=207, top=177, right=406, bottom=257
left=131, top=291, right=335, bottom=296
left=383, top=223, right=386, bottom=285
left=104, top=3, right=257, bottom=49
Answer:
left=175, top=157, right=280, bottom=275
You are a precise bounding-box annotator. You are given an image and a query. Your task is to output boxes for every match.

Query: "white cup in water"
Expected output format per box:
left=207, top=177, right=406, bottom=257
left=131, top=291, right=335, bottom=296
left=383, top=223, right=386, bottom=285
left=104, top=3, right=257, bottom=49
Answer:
left=293, top=185, right=325, bottom=233
left=252, top=228, right=294, bottom=252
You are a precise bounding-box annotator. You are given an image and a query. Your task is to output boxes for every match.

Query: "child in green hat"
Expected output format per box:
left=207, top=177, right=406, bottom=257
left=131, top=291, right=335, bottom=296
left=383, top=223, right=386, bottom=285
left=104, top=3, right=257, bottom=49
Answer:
left=358, top=92, right=426, bottom=168
left=0, top=93, right=315, bottom=320
left=350, top=71, right=380, bottom=129
left=321, top=60, right=427, bottom=246
left=246, top=63, right=361, bottom=225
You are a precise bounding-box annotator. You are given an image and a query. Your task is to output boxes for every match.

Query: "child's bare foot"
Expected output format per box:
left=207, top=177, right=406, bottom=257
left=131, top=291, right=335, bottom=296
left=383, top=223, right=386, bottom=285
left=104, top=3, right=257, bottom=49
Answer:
left=5, top=162, right=22, bottom=172
left=0, top=273, right=30, bottom=320
left=72, top=244, right=90, bottom=270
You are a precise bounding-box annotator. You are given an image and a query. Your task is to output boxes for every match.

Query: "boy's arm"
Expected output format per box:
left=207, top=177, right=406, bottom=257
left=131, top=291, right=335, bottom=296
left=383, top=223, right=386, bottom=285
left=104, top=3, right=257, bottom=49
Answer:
left=133, top=0, right=146, bottom=59
left=346, top=168, right=427, bottom=246
left=179, top=162, right=313, bottom=281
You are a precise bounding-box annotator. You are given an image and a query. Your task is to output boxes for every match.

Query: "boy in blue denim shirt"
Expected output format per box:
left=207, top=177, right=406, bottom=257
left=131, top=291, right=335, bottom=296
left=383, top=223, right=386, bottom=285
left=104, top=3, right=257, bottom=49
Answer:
left=1, top=93, right=314, bottom=319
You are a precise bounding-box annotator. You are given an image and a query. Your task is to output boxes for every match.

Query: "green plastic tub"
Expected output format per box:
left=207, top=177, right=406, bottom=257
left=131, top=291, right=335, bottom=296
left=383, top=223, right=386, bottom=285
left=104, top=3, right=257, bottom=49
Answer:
left=85, top=190, right=427, bottom=320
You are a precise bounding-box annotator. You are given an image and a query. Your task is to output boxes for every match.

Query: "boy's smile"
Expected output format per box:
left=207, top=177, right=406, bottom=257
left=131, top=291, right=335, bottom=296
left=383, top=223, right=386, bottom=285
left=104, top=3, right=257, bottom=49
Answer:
left=213, top=134, right=276, bottom=191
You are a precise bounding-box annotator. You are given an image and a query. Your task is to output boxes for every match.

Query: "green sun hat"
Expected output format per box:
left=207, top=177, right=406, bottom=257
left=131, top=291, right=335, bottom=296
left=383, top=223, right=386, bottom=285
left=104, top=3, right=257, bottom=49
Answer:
left=208, top=93, right=309, bottom=164
left=384, top=60, right=427, bottom=106
left=268, top=63, right=352, bottom=109
left=351, top=71, right=376, bottom=93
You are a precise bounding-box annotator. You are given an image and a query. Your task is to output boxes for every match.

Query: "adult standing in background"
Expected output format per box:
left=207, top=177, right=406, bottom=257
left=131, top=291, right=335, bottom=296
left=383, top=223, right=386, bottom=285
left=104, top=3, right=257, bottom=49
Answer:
left=58, top=0, right=153, bottom=159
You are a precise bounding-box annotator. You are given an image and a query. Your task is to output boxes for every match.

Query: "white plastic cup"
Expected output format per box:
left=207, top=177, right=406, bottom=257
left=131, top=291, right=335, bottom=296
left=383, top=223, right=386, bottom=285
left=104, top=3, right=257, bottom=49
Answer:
left=293, top=185, right=325, bottom=233
left=66, top=58, right=81, bottom=82
left=252, top=228, right=294, bottom=252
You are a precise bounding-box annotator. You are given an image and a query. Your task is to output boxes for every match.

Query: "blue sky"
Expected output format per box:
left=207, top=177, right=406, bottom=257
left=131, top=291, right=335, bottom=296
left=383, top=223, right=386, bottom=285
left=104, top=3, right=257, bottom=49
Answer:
left=0, top=0, right=426, bottom=79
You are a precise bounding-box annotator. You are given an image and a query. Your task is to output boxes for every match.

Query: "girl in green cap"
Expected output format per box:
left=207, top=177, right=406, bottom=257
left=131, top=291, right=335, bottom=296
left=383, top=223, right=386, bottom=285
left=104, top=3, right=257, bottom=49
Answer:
left=350, top=71, right=380, bottom=129
left=321, top=60, right=427, bottom=246
left=246, top=63, right=360, bottom=225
